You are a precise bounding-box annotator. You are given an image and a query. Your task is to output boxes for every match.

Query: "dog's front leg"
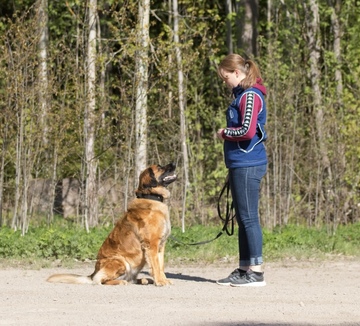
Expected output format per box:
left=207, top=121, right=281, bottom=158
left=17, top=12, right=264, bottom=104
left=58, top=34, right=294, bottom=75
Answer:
left=158, top=242, right=172, bottom=285
left=143, top=242, right=171, bottom=286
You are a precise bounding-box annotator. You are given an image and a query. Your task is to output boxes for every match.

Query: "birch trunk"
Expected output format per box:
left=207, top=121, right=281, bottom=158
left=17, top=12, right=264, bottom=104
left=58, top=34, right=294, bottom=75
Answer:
left=331, top=0, right=343, bottom=105
left=84, top=0, right=98, bottom=229
left=303, top=0, right=333, bottom=223
left=173, top=0, right=189, bottom=232
left=134, top=0, right=150, bottom=183
left=330, top=0, right=345, bottom=227
left=11, top=105, right=23, bottom=230
left=168, top=0, right=173, bottom=118
left=304, top=0, right=331, bottom=174
left=38, top=0, right=49, bottom=146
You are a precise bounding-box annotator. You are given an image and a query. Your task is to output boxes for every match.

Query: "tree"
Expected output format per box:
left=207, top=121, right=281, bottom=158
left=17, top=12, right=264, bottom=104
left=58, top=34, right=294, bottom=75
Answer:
left=330, top=0, right=343, bottom=105
left=38, top=0, right=49, bottom=145
left=235, top=0, right=259, bottom=56
left=3, top=7, right=41, bottom=234
left=1, top=0, right=360, bottom=229
left=84, top=0, right=98, bottom=229
left=134, top=0, right=150, bottom=183
left=225, top=0, right=233, bottom=54
left=303, top=0, right=333, bottom=224
left=172, top=0, right=189, bottom=232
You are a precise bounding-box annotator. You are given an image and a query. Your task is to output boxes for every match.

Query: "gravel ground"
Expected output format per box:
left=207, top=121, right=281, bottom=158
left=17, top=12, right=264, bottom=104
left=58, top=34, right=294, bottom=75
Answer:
left=0, top=260, right=359, bottom=326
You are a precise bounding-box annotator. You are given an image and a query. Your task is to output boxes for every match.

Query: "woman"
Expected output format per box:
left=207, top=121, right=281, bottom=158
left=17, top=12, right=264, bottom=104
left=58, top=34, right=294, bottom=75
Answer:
left=216, top=54, right=267, bottom=287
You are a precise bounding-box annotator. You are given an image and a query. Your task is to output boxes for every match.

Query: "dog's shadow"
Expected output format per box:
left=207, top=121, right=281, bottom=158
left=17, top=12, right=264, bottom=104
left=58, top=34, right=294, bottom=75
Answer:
left=167, top=272, right=216, bottom=283
left=140, top=271, right=216, bottom=284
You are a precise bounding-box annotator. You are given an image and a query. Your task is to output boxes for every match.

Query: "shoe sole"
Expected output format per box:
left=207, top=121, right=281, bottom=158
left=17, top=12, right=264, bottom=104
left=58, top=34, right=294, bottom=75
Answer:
left=230, top=281, right=266, bottom=287
left=216, top=281, right=231, bottom=286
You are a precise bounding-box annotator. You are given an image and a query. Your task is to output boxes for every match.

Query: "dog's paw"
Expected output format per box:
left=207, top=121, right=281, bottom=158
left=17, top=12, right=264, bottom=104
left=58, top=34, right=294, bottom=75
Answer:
left=154, top=278, right=173, bottom=286
left=137, top=277, right=154, bottom=285
left=103, top=279, right=129, bottom=285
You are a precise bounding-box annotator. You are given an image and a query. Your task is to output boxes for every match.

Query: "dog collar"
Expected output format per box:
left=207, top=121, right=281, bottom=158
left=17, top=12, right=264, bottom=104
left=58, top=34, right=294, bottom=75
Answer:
left=136, top=193, right=164, bottom=202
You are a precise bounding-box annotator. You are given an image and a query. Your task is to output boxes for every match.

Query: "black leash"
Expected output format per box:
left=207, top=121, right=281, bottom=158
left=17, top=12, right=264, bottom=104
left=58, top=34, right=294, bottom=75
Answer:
left=169, top=177, right=236, bottom=246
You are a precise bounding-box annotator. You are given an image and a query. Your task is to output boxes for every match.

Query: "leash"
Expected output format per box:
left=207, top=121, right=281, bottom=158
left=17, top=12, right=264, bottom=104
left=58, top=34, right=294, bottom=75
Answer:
left=169, top=177, right=236, bottom=246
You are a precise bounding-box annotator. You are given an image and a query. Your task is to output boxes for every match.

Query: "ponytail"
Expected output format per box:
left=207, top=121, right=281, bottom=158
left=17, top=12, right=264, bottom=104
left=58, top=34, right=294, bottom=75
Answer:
left=241, top=59, right=261, bottom=89
left=218, top=54, right=262, bottom=89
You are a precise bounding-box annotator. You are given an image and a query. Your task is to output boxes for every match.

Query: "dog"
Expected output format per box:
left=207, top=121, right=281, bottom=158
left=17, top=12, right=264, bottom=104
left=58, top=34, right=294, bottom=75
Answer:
left=47, top=163, right=177, bottom=286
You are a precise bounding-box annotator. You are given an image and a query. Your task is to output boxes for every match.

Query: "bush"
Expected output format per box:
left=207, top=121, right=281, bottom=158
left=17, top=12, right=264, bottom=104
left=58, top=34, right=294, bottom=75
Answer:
left=0, top=222, right=359, bottom=263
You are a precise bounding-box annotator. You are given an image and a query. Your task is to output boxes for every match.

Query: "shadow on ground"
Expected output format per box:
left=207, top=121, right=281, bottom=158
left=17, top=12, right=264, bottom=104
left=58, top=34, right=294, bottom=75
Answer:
left=203, top=323, right=357, bottom=326
left=166, top=272, right=216, bottom=283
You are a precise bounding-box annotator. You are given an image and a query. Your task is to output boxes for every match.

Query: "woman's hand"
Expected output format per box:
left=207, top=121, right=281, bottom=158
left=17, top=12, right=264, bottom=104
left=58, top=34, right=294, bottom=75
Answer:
left=216, top=129, right=224, bottom=140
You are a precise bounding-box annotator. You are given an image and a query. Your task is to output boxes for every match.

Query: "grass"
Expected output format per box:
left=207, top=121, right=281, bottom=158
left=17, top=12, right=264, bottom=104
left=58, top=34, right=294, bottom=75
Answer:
left=0, top=221, right=359, bottom=268
left=169, top=223, right=360, bottom=264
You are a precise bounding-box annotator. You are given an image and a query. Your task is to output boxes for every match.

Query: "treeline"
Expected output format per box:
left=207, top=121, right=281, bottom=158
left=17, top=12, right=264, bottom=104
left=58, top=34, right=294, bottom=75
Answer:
left=0, top=0, right=359, bottom=232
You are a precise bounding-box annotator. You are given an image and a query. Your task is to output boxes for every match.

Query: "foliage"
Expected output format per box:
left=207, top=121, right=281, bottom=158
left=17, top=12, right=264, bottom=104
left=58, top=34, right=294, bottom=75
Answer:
left=1, top=0, right=360, bottom=230
left=0, top=224, right=110, bottom=260
left=1, top=223, right=359, bottom=263
left=263, top=223, right=360, bottom=259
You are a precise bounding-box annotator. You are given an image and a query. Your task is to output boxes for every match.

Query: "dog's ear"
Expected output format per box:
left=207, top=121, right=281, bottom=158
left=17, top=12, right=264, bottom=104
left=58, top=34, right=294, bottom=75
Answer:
left=139, top=167, right=158, bottom=189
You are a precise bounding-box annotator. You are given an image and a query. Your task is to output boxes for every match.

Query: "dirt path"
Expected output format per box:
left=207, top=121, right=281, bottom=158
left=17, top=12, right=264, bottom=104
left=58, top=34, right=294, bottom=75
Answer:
left=0, top=260, right=359, bottom=326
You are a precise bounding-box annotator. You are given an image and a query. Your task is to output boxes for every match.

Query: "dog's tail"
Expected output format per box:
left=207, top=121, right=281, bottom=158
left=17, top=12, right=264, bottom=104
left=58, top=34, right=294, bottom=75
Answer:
left=47, top=273, right=93, bottom=284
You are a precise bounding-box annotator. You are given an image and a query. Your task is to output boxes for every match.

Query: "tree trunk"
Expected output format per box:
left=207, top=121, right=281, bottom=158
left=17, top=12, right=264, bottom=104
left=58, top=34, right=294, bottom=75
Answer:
left=38, top=0, right=49, bottom=146
left=235, top=0, right=258, bottom=56
left=84, top=0, right=98, bottom=229
left=134, top=0, right=150, bottom=184
left=267, top=0, right=272, bottom=41
left=330, top=0, right=345, bottom=228
left=225, top=0, right=233, bottom=54
left=167, top=0, right=173, bottom=118
left=303, top=0, right=333, bottom=224
left=0, top=132, right=4, bottom=227
left=11, top=105, right=23, bottom=230
left=173, top=0, right=189, bottom=232
left=96, top=12, right=107, bottom=126
left=331, top=0, right=343, bottom=105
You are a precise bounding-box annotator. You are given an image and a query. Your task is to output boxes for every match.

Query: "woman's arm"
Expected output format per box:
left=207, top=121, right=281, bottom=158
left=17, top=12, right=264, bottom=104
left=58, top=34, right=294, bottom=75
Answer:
left=219, top=92, right=262, bottom=141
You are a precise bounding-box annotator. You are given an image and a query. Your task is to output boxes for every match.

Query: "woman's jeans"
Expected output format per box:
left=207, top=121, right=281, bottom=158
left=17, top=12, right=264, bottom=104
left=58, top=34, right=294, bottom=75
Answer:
left=229, top=164, right=267, bottom=267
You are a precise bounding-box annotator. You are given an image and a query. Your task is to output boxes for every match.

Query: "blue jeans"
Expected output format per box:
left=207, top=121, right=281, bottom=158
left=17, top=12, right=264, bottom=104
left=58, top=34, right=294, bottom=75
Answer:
left=229, top=164, right=267, bottom=267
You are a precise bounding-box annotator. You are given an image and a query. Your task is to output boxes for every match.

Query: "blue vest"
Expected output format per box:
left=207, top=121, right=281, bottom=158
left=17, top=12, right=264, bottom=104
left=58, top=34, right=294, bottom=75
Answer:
left=223, top=86, right=268, bottom=168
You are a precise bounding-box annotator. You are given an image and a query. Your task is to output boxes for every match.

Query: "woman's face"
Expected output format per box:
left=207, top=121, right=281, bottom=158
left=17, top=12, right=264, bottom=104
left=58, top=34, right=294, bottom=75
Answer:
left=220, top=68, right=246, bottom=89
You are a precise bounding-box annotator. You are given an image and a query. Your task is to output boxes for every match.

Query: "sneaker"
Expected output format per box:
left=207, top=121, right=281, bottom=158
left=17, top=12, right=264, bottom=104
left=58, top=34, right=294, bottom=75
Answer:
left=230, top=269, right=266, bottom=287
left=216, top=268, right=246, bottom=286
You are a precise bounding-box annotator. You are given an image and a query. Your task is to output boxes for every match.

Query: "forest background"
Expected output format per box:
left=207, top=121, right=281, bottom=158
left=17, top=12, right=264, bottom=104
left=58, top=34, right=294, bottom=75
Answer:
left=0, top=0, right=359, bottom=236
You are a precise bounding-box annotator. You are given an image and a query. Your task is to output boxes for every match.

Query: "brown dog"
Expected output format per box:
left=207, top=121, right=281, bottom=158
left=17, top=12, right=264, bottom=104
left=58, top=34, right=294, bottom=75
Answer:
left=47, top=163, right=177, bottom=286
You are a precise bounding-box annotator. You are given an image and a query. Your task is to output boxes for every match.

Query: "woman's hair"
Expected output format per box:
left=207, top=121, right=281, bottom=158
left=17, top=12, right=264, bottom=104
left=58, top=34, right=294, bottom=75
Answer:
left=217, top=54, right=262, bottom=89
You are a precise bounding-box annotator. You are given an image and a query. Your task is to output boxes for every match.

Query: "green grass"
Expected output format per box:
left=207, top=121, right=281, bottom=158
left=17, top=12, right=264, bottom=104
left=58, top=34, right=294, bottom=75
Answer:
left=169, top=223, right=360, bottom=264
left=0, top=222, right=359, bottom=268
